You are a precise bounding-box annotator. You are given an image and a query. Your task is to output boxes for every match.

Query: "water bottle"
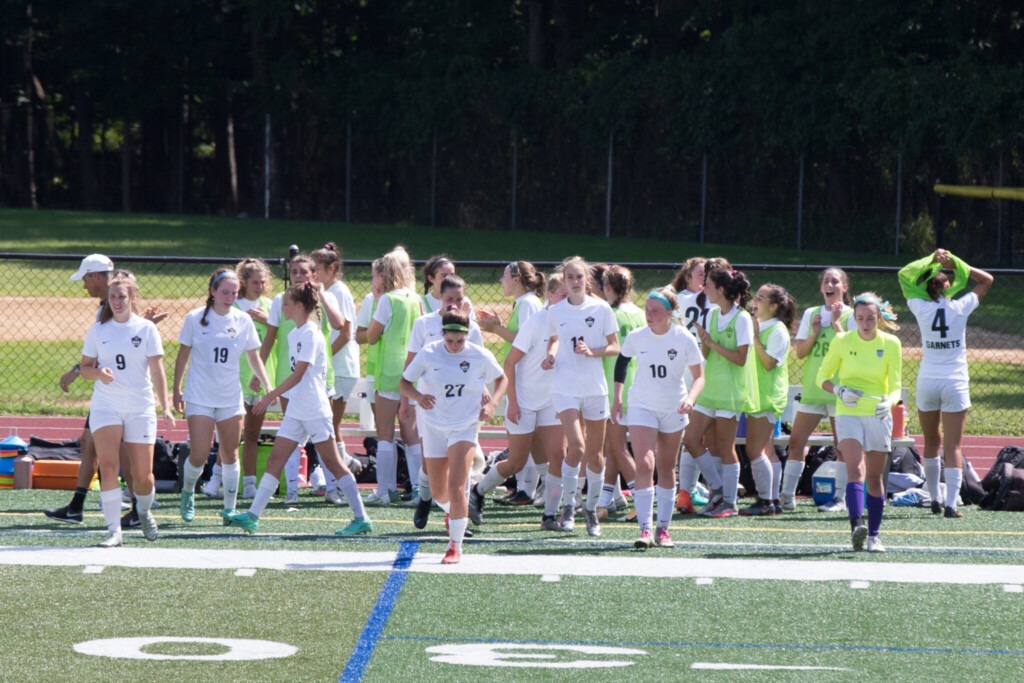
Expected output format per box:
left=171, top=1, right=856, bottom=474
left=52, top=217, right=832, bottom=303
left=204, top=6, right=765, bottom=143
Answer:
left=891, top=401, right=906, bottom=438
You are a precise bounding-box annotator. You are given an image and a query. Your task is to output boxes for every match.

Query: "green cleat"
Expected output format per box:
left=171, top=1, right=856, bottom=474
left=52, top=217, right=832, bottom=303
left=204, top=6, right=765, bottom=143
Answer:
left=335, top=517, right=373, bottom=536
left=228, top=511, right=259, bottom=534
left=180, top=489, right=195, bottom=522
left=388, top=489, right=402, bottom=505
left=219, top=509, right=235, bottom=526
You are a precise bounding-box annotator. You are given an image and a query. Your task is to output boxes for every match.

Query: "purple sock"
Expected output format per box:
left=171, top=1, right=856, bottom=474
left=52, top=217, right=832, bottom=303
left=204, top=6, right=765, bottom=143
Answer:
left=846, top=482, right=864, bottom=526
left=866, top=494, right=885, bottom=537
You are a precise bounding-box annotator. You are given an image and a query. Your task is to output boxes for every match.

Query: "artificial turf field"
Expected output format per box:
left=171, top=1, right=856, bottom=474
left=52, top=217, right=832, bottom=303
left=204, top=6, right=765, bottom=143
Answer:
left=2, top=487, right=1023, bottom=681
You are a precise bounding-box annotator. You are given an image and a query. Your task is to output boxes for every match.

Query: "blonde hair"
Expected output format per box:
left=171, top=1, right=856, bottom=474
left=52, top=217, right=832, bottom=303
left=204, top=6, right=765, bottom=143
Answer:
left=99, top=272, right=140, bottom=323
left=236, top=258, right=273, bottom=298
left=376, top=246, right=415, bottom=292
left=852, top=291, right=899, bottom=332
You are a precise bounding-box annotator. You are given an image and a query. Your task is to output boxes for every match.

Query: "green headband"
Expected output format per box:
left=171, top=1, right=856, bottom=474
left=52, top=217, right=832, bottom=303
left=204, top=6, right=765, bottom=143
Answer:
left=647, top=290, right=672, bottom=311
left=442, top=323, right=469, bottom=332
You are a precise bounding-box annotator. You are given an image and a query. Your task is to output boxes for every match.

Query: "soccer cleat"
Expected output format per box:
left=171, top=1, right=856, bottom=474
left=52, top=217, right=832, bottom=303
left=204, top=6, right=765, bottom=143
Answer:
left=773, top=499, right=783, bottom=514
left=634, top=528, right=655, bottom=550
left=180, top=489, right=195, bottom=522
left=818, top=498, right=846, bottom=513
left=931, top=500, right=943, bottom=514
left=740, top=499, right=775, bottom=516
left=583, top=507, right=601, bottom=537
left=121, top=509, right=140, bottom=529
left=851, top=524, right=868, bottom=552
left=219, top=509, right=235, bottom=526
left=866, top=535, right=886, bottom=553
left=203, top=475, right=222, bottom=498
left=690, top=484, right=710, bottom=506
left=613, top=494, right=630, bottom=512
left=655, top=527, right=674, bottom=548
left=400, top=486, right=418, bottom=501
left=96, top=531, right=123, bottom=548
left=44, top=505, right=83, bottom=525
left=698, top=489, right=724, bottom=517
left=595, top=506, right=609, bottom=521
left=242, top=483, right=258, bottom=500
left=229, top=511, right=259, bottom=534
left=285, top=490, right=300, bottom=505
left=413, top=496, right=432, bottom=529
left=364, top=492, right=389, bottom=507
left=388, top=489, right=402, bottom=505
left=336, top=517, right=373, bottom=536
left=504, top=490, right=534, bottom=506
left=441, top=542, right=461, bottom=565
left=675, top=489, right=696, bottom=514
left=140, top=511, right=158, bottom=541
left=944, top=506, right=963, bottom=518
left=468, top=484, right=485, bottom=526
left=618, top=509, right=638, bottom=523
left=710, top=503, right=738, bottom=518
left=325, top=489, right=348, bottom=506
left=780, top=493, right=797, bottom=512
left=559, top=505, right=576, bottom=532
left=532, top=480, right=546, bottom=507
left=540, top=515, right=562, bottom=532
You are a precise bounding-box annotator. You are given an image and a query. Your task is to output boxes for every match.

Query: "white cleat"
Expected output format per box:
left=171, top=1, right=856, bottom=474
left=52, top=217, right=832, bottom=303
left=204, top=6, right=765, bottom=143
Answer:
left=97, top=531, right=123, bottom=548
left=866, top=536, right=886, bottom=553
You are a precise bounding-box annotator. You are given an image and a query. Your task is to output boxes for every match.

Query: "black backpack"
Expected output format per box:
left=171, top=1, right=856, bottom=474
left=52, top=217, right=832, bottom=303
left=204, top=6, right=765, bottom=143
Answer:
left=981, top=446, right=1024, bottom=493
left=152, top=438, right=178, bottom=488
left=981, top=462, right=1024, bottom=511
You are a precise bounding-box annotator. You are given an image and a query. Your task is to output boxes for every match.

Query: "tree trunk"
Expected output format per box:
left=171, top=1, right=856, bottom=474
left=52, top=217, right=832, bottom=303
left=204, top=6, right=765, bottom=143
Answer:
left=75, top=85, right=98, bottom=210
left=527, top=0, right=550, bottom=68
left=121, top=119, right=131, bottom=212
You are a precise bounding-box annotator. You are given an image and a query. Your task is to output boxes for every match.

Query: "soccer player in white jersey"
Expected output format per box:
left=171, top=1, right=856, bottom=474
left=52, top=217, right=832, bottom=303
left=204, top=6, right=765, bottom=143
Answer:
left=173, top=268, right=272, bottom=524
left=900, top=249, right=993, bottom=517
left=613, top=286, right=704, bottom=549
left=400, top=308, right=507, bottom=564
left=80, top=272, right=175, bottom=547
left=542, top=256, right=620, bottom=537
left=228, top=282, right=371, bottom=536
left=470, top=274, right=567, bottom=529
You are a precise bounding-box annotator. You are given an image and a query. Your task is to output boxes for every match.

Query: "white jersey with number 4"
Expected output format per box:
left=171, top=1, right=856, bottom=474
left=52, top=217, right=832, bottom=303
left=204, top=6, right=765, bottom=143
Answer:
left=82, top=314, right=163, bottom=413
left=621, top=325, right=703, bottom=412
left=403, top=340, right=503, bottom=429
left=179, top=307, right=260, bottom=408
left=908, top=293, right=978, bottom=381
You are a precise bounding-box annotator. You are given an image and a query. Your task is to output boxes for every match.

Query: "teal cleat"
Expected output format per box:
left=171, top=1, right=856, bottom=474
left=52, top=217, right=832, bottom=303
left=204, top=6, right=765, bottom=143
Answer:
left=219, top=509, right=235, bottom=526
left=228, top=511, right=259, bottom=534
left=335, top=517, right=373, bottom=536
left=180, top=489, right=195, bottom=522
left=388, top=489, right=402, bottom=505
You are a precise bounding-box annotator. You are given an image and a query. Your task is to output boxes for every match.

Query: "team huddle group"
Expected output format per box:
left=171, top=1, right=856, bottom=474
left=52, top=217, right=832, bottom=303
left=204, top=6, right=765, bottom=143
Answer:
left=45, top=244, right=993, bottom=564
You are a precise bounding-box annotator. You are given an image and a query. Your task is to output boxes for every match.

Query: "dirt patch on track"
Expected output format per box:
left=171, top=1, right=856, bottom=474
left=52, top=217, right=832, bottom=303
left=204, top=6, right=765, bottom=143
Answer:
left=0, top=296, right=203, bottom=342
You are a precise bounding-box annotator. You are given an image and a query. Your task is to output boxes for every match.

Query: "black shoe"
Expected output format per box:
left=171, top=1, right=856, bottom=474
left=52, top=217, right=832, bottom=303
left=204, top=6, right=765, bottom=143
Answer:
left=944, top=506, right=963, bottom=518
left=400, top=489, right=415, bottom=501
left=504, top=490, right=534, bottom=506
left=464, top=527, right=474, bottom=538
left=413, top=496, right=432, bottom=529
left=44, top=505, right=83, bottom=525
left=121, top=509, right=140, bottom=529
left=930, top=500, right=942, bottom=514
left=468, top=485, right=485, bottom=526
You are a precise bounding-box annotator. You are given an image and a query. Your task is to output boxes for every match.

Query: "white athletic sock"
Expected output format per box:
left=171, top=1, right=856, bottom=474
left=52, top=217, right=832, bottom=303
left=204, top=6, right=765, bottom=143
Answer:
left=597, top=483, right=615, bottom=508
left=626, top=479, right=635, bottom=493
left=695, top=451, right=723, bottom=491
left=437, top=498, right=451, bottom=514
left=242, top=475, right=257, bottom=489
left=535, top=462, right=548, bottom=485
left=209, top=463, right=222, bottom=481
left=135, top=490, right=154, bottom=515
left=771, top=461, right=782, bottom=501
left=449, top=516, right=468, bottom=551
left=656, top=485, right=675, bottom=529
left=182, top=459, right=204, bottom=492
left=406, top=443, right=423, bottom=494
left=284, top=447, right=301, bottom=494
left=634, top=487, right=654, bottom=532
left=750, top=455, right=773, bottom=501
left=560, top=463, right=580, bottom=508
left=679, top=449, right=700, bottom=491
left=418, top=469, right=432, bottom=502
left=612, top=480, right=626, bottom=505
left=518, top=455, right=537, bottom=496
left=478, top=465, right=507, bottom=495
left=712, top=455, right=724, bottom=480
left=944, top=467, right=963, bottom=510
left=249, top=475, right=279, bottom=517
left=924, top=457, right=941, bottom=503
left=834, top=464, right=848, bottom=501
left=338, top=473, right=366, bottom=519
left=721, top=463, right=740, bottom=505
left=222, top=461, right=240, bottom=511
left=585, top=467, right=604, bottom=511
left=781, top=459, right=805, bottom=497
left=100, top=489, right=122, bottom=534
left=544, top=473, right=563, bottom=516
left=375, top=441, right=394, bottom=496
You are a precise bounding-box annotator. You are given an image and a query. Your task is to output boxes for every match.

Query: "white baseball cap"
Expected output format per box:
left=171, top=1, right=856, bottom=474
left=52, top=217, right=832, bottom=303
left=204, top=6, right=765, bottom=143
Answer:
left=70, top=254, right=114, bottom=281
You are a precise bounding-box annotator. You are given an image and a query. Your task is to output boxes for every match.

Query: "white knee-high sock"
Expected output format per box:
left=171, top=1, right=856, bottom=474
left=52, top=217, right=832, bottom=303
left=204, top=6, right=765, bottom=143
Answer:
left=834, top=464, right=848, bottom=501
left=477, top=465, right=507, bottom=495
left=585, top=467, right=604, bottom=511
left=771, top=461, right=782, bottom=500
left=182, top=460, right=204, bottom=492
left=544, top=473, right=563, bottom=516
left=924, top=457, right=941, bottom=503
left=449, top=516, right=468, bottom=551
left=100, top=489, right=122, bottom=534
left=678, top=449, right=699, bottom=492
left=712, top=456, right=724, bottom=480
left=518, top=455, right=538, bottom=496
left=695, top=451, right=723, bottom=491
left=656, top=485, right=675, bottom=529
left=338, top=473, right=366, bottom=519
left=781, top=459, right=804, bottom=497
left=375, top=441, right=394, bottom=497
left=560, top=463, right=580, bottom=508
left=944, top=467, right=962, bottom=510
left=222, top=461, right=240, bottom=511
left=135, top=490, right=154, bottom=515
left=284, top=447, right=301, bottom=493
left=634, top=487, right=654, bottom=532
left=597, top=483, right=615, bottom=508
left=418, top=469, right=432, bottom=502
left=249, top=475, right=279, bottom=517
left=750, top=455, right=773, bottom=501
left=405, top=443, right=423, bottom=493
left=721, top=463, right=740, bottom=505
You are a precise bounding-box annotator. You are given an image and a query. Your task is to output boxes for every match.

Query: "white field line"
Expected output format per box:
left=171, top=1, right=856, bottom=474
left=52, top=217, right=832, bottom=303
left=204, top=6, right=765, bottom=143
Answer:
left=692, top=663, right=849, bottom=671
left=1, top=546, right=1023, bottom=586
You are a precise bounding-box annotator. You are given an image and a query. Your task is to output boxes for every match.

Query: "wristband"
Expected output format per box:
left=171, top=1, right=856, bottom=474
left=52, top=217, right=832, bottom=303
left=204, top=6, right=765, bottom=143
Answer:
left=72, top=364, right=81, bottom=375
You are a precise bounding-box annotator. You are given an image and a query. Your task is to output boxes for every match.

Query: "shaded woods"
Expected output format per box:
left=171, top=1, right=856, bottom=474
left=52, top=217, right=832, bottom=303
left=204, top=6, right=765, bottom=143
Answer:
left=1, top=2, right=1022, bottom=258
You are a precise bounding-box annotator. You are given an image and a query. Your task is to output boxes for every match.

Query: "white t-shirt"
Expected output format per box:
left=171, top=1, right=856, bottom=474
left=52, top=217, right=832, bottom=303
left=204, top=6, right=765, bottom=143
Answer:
left=908, top=293, right=979, bottom=381
left=408, top=311, right=484, bottom=355
left=421, top=291, right=475, bottom=317
left=796, top=304, right=857, bottom=340
left=373, top=288, right=414, bottom=330
left=546, top=296, right=618, bottom=397
left=757, top=317, right=791, bottom=364
left=621, top=325, right=703, bottom=412
left=327, top=281, right=360, bottom=378
left=267, top=292, right=285, bottom=328
left=82, top=314, right=163, bottom=413
left=512, top=293, right=543, bottom=329
left=235, top=297, right=261, bottom=316
left=716, top=305, right=754, bottom=346
left=403, top=340, right=503, bottom=429
left=178, top=306, right=260, bottom=407
left=355, top=293, right=375, bottom=329
left=509, top=308, right=554, bottom=411
left=281, top=321, right=332, bottom=420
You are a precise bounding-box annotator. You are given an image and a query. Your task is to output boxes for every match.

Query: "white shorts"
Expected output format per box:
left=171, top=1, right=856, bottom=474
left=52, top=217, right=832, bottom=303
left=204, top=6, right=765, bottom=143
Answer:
left=366, top=376, right=376, bottom=404
left=797, top=402, right=838, bottom=418
left=694, top=404, right=740, bottom=421
left=506, top=404, right=560, bottom=435
left=185, top=402, right=244, bottom=422
left=835, top=414, right=892, bottom=453
left=552, top=394, right=609, bottom=422
left=331, top=376, right=358, bottom=402
left=420, top=420, right=479, bottom=458
left=376, top=390, right=401, bottom=402
left=276, top=414, right=333, bottom=445
left=628, top=406, right=688, bottom=433
left=90, top=407, right=157, bottom=445
left=746, top=410, right=779, bottom=425
left=916, top=377, right=971, bottom=413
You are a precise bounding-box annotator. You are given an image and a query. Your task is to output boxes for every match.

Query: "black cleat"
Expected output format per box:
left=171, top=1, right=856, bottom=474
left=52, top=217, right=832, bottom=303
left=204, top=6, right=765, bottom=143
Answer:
left=121, top=509, right=140, bottom=529
left=930, top=500, right=942, bottom=514
left=44, top=505, right=83, bottom=525
left=413, top=496, right=432, bottom=529
left=468, top=484, right=485, bottom=526
left=944, top=506, right=963, bottom=518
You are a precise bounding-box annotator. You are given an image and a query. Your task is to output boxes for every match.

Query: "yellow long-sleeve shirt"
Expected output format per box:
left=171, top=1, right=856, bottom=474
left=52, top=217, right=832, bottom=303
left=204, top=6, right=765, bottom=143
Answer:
left=816, top=330, right=902, bottom=417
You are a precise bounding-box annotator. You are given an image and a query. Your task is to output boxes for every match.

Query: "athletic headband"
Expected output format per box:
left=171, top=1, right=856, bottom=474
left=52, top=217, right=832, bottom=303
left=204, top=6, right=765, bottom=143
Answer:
left=507, top=261, right=519, bottom=276
left=647, top=290, right=673, bottom=311
left=212, top=271, right=237, bottom=287
left=853, top=295, right=896, bottom=321
left=432, top=258, right=452, bottom=270
left=442, top=323, right=469, bottom=332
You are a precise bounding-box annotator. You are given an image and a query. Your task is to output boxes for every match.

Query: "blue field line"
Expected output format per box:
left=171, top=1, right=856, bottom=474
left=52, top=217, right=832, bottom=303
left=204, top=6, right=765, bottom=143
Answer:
left=338, top=541, right=420, bottom=682
left=380, top=634, right=1024, bottom=657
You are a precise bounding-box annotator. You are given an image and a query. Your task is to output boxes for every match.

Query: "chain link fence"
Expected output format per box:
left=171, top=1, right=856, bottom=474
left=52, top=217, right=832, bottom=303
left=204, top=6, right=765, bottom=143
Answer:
left=1, top=253, right=1021, bottom=435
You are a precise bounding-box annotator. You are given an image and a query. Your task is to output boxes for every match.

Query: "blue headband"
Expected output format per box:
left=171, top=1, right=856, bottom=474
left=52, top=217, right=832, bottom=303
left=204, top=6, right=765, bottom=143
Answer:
left=647, top=290, right=672, bottom=311
left=853, top=295, right=896, bottom=321
left=212, top=271, right=236, bottom=287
